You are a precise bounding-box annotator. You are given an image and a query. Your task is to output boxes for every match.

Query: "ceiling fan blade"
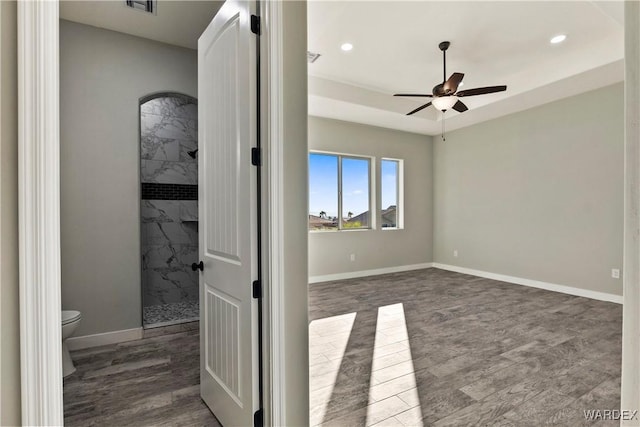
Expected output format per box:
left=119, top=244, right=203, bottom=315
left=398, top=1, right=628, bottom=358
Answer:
left=443, top=72, right=464, bottom=94
left=457, top=85, right=507, bottom=97
left=407, top=102, right=432, bottom=116
left=394, top=93, right=433, bottom=97
left=452, top=100, right=468, bottom=113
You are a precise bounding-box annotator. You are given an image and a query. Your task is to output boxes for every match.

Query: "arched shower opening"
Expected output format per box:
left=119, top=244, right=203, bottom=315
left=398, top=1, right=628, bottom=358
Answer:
left=139, top=93, right=199, bottom=328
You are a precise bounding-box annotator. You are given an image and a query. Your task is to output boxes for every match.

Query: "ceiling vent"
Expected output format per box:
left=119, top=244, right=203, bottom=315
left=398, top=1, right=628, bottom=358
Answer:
left=125, top=0, right=156, bottom=14
left=307, top=51, right=321, bottom=64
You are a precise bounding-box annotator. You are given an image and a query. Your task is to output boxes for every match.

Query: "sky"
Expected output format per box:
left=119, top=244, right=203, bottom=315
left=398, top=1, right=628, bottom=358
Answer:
left=381, top=160, right=398, bottom=210
left=309, top=153, right=397, bottom=218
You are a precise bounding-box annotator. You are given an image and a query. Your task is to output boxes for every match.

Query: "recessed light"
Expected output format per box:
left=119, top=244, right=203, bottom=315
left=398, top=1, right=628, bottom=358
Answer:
left=550, top=34, right=567, bottom=44
left=459, top=82, right=464, bottom=87
left=341, top=43, right=353, bottom=52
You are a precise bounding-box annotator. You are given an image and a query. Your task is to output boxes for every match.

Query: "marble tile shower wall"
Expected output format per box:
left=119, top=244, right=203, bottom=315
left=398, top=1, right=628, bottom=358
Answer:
left=140, top=96, right=198, bottom=310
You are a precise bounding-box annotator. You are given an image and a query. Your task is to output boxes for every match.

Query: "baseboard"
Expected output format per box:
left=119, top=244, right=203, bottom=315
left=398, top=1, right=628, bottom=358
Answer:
left=309, top=262, right=434, bottom=284
left=432, top=263, right=623, bottom=304
left=66, top=327, right=144, bottom=351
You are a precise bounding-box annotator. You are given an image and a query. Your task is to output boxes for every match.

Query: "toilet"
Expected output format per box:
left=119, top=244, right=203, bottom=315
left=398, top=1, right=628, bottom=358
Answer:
left=61, top=310, right=82, bottom=377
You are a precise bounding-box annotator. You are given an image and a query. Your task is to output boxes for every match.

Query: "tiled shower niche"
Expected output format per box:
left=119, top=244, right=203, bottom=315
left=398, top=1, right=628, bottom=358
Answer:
left=140, top=94, right=199, bottom=327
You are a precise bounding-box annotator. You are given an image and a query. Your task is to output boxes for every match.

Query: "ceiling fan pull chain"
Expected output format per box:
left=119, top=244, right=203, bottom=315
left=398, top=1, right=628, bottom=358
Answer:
left=442, top=111, right=446, bottom=141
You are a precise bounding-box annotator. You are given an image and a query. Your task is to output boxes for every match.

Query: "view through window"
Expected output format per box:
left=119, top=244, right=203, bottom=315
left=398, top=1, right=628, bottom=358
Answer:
left=309, top=152, right=371, bottom=230
left=381, top=159, right=400, bottom=228
left=342, top=157, right=370, bottom=229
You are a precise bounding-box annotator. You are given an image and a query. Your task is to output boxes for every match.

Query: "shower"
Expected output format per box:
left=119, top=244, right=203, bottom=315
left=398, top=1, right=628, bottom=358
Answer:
left=139, top=93, right=199, bottom=328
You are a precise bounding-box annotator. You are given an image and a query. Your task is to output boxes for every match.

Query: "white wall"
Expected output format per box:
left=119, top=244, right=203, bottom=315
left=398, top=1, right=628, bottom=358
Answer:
left=308, top=117, right=434, bottom=279
left=0, top=1, right=21, bottom=424
left=281, top=1, right=310, bottom=424
left=433, top=83, right=624, bottom=297
left=621, top=0, right=640, bottom=417
left=60, top=20, right=197, bottom=336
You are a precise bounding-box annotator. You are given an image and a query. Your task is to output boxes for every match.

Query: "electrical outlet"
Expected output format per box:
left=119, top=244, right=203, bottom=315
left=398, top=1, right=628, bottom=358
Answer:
left=453, top=250, right=458, bottom=258
left=612, top=269, right=620, bottom=279
left=350, top=254, right=356, bottom=262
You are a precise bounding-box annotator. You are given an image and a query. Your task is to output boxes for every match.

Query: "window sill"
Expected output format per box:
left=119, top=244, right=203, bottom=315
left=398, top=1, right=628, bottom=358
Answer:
left=309, top=228, right=373, bottom=233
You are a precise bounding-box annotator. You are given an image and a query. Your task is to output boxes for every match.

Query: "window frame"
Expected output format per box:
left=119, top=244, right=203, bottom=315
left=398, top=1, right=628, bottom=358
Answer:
left=380, top=157, right=404, bottom=230
left=309, top=150, right=374, bottom=232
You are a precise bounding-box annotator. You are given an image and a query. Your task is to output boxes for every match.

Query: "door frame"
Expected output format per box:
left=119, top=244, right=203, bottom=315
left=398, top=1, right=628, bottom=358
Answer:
left=261, top=1, right=287, bottom=424
left=621, top=1, right=640, bottom=420
left=17, top=0, right=289, bottom=424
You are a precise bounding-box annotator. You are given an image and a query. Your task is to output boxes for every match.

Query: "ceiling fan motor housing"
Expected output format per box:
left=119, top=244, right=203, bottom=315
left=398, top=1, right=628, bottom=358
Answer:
left=433, top=83, right=446, bottom=97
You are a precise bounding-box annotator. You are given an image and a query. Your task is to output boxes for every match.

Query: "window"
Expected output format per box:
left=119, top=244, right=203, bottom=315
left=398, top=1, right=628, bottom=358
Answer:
left=309, top=153, right=371, bottom=231
left=309, top=153, right=339, bottom=230
left=381, top=159, right=402, bottom=229
left=341, top=157, right=370, bottom=229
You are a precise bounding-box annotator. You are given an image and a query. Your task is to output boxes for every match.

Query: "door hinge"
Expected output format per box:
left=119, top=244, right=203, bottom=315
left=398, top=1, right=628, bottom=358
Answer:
left=253, top=408, right=264, bottom=427
left=251, top=14, right=261, bottom=35
left=251, top=147, right=262, bottom=166
left=252, top=280, right=262, bottom=299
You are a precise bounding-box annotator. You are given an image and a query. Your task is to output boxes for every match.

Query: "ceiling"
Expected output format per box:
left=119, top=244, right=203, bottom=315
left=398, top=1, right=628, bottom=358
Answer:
left=60, top=0, right=223, bottom=50
left=60, top=1, right=624, bottom=136
left=308, top=1, right=625, bottom=136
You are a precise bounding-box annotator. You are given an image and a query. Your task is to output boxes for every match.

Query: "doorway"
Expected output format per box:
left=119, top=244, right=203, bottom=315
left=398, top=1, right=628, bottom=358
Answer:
left=56, top=15, right=216, bottom=426
left=306, top=2, right=628, bottom=425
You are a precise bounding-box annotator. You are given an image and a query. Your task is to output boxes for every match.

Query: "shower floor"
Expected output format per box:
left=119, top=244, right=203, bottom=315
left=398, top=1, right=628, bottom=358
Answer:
left=143, top=300, right=199, bottom=328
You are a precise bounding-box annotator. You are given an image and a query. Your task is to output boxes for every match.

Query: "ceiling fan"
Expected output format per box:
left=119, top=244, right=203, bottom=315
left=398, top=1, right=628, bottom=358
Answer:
left=394, top=41, right=507, bottom=116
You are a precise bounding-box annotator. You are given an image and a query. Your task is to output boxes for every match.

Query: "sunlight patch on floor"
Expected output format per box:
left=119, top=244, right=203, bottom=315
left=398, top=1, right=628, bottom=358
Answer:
left=366, top=303, right=423, bottom=427
left=309, top=312, right=357, bottom=425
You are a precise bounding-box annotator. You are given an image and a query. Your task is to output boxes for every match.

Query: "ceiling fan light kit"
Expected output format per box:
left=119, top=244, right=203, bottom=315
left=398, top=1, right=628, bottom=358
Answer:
left=432, top=96, right=459, bottom=111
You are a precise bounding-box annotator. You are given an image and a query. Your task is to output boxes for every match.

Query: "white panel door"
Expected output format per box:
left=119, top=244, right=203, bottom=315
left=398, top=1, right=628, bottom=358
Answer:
left=198, top=1, right=258, bottom=425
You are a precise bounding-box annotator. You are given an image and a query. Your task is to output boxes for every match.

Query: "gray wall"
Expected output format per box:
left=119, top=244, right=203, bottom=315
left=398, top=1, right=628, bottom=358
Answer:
left=433, top=83, right=624, bottom=296
left=0, top=1, right=21, bottom=424
left=60, top=20, right=198, bottom=336
left=308, top=117, right=434, bottom=278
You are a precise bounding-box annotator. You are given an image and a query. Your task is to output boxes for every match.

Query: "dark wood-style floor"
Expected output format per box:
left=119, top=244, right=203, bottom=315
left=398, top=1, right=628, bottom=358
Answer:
left=309, top=268, right=622, bottom=426
left=63, top=322, right=220, bottom=427
left=64, top=268, right=621, bottom=426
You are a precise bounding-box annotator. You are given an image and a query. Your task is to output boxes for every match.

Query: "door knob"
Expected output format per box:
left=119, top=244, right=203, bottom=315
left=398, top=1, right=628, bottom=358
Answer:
left=192, top=261, right=204, bottom=271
